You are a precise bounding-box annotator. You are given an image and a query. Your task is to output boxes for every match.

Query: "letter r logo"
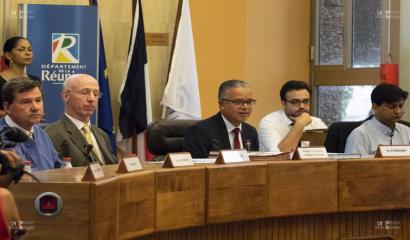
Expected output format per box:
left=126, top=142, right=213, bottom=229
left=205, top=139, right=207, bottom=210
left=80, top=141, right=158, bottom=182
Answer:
left=52, top=33, right=80, bottom=63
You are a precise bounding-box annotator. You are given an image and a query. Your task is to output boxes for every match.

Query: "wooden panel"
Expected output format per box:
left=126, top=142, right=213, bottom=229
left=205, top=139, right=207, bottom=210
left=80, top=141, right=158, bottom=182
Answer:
left=268, top=160, right=338, bottom=216
left=207, top=163, right=268, bottom=223
left=339, top=158, right=410, bottom=212
left=155, top=167, right=206, bottom=231
left=9, top=182, right=90, bottom=240
left=137, top=210, right=407, bottom=240
left=117, top=171, right=155, bottom=239
left=90, top=178, right=119, bottom=240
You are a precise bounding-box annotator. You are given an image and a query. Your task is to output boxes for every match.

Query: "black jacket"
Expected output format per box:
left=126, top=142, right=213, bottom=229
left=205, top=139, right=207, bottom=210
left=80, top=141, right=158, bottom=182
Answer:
left=183, top=112, right=259, bottom=158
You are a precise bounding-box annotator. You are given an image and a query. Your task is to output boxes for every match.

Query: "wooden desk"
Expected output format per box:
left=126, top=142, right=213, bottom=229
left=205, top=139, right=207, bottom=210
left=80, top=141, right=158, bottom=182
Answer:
left=9, top=159, right=410, bottom=240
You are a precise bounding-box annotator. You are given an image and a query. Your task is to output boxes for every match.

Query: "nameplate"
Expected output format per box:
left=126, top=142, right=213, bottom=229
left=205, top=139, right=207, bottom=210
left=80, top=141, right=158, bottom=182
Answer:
left=292, top=147, right=328, bottom=160
left=145, top=32, right=169, bottom=46
left=82, top=162, right=104, bottom=181
left=116, top=156, right=143, bottom=173
left=375, top=145, right=410, bottom=158
left=215, top=150, right=250, bottom=164
left=162, top=152, right=194, bottom=168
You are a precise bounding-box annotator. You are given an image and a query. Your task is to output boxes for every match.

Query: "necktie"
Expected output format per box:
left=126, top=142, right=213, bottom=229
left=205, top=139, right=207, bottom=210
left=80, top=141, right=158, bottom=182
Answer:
left=232, top=128, right=241, bottom=149
left=82, top=125, right=101, bottom=164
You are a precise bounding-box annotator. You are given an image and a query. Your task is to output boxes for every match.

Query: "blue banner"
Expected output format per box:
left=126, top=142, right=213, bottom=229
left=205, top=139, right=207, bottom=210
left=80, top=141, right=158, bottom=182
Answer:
left=21, top=4, right=98, bottom=123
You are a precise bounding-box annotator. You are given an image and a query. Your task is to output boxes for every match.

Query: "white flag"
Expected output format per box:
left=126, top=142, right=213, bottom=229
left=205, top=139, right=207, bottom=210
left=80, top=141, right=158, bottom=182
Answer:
left=161, top=0, right=201, bottom=120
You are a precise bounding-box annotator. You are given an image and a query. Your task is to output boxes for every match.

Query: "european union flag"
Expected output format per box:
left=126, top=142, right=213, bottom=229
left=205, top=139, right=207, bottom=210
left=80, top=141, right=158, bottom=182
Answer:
left=90, top=0, right=116, bottom=153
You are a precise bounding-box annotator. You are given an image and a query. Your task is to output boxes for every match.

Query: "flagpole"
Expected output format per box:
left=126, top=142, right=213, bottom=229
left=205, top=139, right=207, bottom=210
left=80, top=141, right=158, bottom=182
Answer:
left=166, top=0, right=183, bottom=78
left=161, top=0, right=182, bottom=121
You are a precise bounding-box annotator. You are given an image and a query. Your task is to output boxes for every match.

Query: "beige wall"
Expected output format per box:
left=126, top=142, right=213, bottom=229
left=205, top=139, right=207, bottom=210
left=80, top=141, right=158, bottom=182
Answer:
left=1, top=0, right=311, bottom=129
left=400, top=0, right=410, bottom=121
left=244, top=0, right=311, bottom=125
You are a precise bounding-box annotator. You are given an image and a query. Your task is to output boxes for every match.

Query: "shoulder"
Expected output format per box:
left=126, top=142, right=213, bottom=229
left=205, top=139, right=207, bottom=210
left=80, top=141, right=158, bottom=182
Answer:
left=260, top=111, right=282, bottom=124
left=34, top=125, right=55, bottom=141
left=44, top=120, right=65, bottom=134
left=28, top=74, right=41, bottom=82
left=348, top=122, right=369, bottom=138
left=310, top=116, right=328, bottom=128
left=190, top=114, right=219, bottom=129
left=91, top=125, right=108, bottom=136
left=396, top=122, right=410, bottom=132
left=242, top=122, right=257, bottom=132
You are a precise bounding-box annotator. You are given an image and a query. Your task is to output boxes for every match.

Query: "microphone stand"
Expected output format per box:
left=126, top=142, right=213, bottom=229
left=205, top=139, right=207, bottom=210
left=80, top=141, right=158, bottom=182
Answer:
left=84, top=144, right=96, bottom=164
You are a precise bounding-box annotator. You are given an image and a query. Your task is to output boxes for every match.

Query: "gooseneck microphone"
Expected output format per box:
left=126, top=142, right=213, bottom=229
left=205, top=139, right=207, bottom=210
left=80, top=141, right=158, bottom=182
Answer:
left=389, top=127, right=396, bottom=145
left=0, top=126, right=40, bottom=183
left=84, top=144, right=96, bottom=163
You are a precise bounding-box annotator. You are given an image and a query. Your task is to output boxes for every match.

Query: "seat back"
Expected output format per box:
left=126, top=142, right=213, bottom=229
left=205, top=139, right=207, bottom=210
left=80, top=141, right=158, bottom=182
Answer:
left=146, top=119, right=199, bottom=156
left=324, top=121, right=365, bottom=153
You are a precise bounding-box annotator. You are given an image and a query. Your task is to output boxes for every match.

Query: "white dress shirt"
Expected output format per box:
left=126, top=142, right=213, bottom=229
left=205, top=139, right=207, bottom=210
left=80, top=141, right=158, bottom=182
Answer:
left=258, top=110, right=327, bottom=152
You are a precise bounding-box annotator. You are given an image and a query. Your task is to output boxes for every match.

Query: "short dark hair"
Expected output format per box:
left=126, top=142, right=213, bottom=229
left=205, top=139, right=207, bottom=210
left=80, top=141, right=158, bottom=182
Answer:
left=371, top=83, right=408, bottom=105
left=2, top=78, right=42, bottom=105
left=280, top=80, right=311, bottom=101
left=3, top=36, right=29, bottom=66
left=218, top=79, right=249, bottom=99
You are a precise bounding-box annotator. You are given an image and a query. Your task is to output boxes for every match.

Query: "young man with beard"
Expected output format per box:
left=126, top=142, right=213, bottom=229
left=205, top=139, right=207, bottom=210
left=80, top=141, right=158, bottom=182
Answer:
left=184, top=80, right=259, bottom=158
left=258, top=80, right=327, bottom=152
left=345, top=83, right=410, bottom=155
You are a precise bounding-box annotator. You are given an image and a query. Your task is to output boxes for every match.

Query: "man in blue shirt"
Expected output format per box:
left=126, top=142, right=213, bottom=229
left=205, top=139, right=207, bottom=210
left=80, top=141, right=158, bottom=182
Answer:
left=0, top=78, right=62, bottom=170
left=345, top=83, right=410, bottom=155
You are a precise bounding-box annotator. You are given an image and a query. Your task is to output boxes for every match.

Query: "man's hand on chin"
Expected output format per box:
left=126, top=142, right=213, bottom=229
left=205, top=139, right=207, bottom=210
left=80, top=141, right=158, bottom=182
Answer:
left=294, top=112, right=312, bottom=127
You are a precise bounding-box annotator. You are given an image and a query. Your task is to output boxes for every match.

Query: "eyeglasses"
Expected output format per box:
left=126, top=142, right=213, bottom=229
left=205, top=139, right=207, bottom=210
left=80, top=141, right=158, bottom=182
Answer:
left=66, top=88, right=103, bottom=99
left=221, top=98, right=257, bottom=106
left=286, top=99, right=311, bottom=106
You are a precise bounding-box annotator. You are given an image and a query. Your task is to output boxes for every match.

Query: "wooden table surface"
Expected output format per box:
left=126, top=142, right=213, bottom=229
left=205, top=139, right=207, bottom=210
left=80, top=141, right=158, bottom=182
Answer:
left=9, top=157, right=410, bottom=240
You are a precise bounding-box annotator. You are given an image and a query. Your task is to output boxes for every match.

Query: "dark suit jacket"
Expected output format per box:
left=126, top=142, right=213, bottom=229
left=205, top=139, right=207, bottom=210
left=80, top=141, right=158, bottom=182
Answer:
left=45, top=115, right=117, bottom=167
left=183, top=112, right=259, bottom=158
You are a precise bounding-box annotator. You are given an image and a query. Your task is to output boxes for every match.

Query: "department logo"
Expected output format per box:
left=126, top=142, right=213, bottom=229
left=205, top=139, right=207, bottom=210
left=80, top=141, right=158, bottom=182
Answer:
left=52, top=33, right=80, bottom=63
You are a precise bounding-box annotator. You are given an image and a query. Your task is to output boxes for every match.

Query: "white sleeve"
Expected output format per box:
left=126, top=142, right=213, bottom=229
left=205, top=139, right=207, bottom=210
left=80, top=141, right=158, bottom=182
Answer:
left=258, top=118, right=282, bottom=152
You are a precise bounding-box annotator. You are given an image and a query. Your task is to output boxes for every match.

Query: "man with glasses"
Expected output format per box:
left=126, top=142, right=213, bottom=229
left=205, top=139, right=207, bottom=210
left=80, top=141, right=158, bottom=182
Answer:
left=345, top=83, right=410, bottom=155
left=258, top=80, right=327, bottom=152
left=45, top=74, right=117, bottom=166
left=184, top=79, right=259, bottom=158
left=0, top=78, right=62, bottom=170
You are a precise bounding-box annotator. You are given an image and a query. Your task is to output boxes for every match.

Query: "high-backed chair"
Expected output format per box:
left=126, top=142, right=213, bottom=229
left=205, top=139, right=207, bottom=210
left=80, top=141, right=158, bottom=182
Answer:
left=146, top=119, right=199, bottom=161
left=325, top=116, right=410, bottom=153
left=324, top=115, right=376, bottom=153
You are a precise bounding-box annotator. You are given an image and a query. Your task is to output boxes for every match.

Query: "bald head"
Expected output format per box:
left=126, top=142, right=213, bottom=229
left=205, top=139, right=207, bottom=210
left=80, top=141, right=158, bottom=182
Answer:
left=62, top=74, right=100, bottom=123
left=63, top=74, right=98, bottom=90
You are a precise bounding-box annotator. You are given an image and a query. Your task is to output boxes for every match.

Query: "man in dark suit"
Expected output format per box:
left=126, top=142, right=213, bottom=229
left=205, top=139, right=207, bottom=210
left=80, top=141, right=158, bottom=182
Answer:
left=184, top=79, right=258, bottom=158
left=45, top=74, right=117, bottom=166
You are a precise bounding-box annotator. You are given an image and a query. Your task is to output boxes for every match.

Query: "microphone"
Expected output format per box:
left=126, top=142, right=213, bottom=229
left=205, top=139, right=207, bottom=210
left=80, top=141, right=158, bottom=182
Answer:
left=0, top=127, right=30, bottom=148
left=0, top=126, right=38, bottom=184
left=84, top=144, right=95, bottom=163
left=389, top=128, right=396, bottom=145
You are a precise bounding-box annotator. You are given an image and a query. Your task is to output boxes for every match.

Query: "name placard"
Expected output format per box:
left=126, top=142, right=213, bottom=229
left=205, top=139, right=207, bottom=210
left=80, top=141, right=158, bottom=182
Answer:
left=116, top=156, right=143, bottom=173
left=215, top=150, right=250, bottom=164
left=162, top=152, right=194, bottom=168
left=82, top=162, right=104, bottom=181
left=375, top=145, right=410, bottom=158
left=292, top=147, right=328, bottom=160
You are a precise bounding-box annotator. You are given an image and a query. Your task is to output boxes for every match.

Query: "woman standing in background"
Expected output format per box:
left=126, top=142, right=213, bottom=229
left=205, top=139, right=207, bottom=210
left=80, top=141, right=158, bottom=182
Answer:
left=0, top=36, right=40, bottom=117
